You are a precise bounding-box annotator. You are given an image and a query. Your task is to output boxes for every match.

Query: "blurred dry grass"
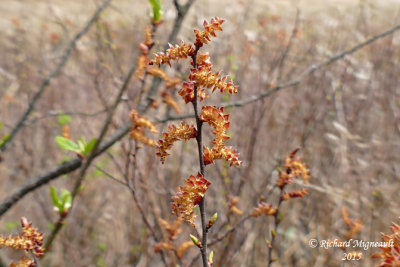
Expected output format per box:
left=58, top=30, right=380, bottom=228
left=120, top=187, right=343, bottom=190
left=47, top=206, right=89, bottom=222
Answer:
left=1, top=0, right=400, bottom=266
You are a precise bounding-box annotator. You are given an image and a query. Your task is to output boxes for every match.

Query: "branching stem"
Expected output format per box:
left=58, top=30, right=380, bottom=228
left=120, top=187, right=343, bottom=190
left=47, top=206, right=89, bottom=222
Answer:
left=191, top=46, right=208, bottom=267
left=267, top=187, right=285, bottom=267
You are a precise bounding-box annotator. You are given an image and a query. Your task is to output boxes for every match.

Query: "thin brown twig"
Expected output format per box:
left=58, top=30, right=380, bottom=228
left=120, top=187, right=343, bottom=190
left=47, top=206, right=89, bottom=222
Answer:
left=139, top=0, right=195, bottom=112
left=43, top=60, right=136, bottom=252
left=25, top=109, right=107, bottom=125
left=189, top=214, right=252, bottom=266
left=221, top=22, right=400, bottom=108
left=0, top=0, right=112, bottom=152
left=267, top=187, right=285, bottom=267
left=276, top=9, right=300, bottom=84
left=127, top=142, right=168, bottom=264
left=95, top=165, right=129, bottom=187
left=190, top=45, right=209, bottom=267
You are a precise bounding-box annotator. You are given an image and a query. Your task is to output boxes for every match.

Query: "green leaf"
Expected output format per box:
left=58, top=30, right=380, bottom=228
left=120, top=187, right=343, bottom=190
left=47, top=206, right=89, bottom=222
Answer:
left=0, top=134, right=10, bottom=148
left=97, top=243, right=106, bottom=252
left=56, top=136, right=79, bottom=152
left=60, top=189, right=70, bottom=203
left=60, top=189, right=72, bottom=211
left=83, top=138, right=97, bottom=156
left=148, top=0, right=163, bottom=23
left=77, top=139, right=86, bottom=153
left=58, top=114, right=71, bottom=126
left=0, top=122, right=3, bottom=131
left=50, top=186, right=61, bottom=209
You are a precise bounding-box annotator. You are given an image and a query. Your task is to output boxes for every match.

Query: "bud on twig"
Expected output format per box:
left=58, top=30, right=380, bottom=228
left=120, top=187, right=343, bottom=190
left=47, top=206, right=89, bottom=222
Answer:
left=190, top=234, right=202, bottom=248
left=271, top=229, right=276, bottom=238
left=208, top=251, right=214, bottom=266
left=207, top=212, right=218, bottom=229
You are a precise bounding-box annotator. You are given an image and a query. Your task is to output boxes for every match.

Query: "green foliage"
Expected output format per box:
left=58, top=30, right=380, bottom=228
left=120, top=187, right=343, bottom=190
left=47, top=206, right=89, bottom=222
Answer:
left=0, top=122, right=10, bottom=148
left=56, top=136, right=79, bottom=152
left=50, top=186, right=72, bottom=215
left=148, top=0, right=163, bottom=23
left=97, top=243, right=106, bottom=252
left=56, top=136, right=97, bottom=157
left=0, top=134, right=10, bottom=148
left=96, top=256, right=107, bottom=267
left=57, top=114, right=71, bottom=126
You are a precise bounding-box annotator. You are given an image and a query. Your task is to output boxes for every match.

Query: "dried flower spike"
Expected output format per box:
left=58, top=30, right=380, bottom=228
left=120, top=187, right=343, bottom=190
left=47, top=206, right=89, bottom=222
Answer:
left=200, top=106, right=241, bottom=166
left=156, top=123, right=197, bottom=164
left=178, top=81, right=209, bottom=104
left=129, top=109, right=158, bottom=146
left=189, top=67, right=238, bottom=94
left=229, top=196, right=243, bottom=215
left=150, top=41, right=195, bottom=67
left=281, top=189, right=308, bottom=201
left=372, top=222, right=400, bottom=266
left=144, top=27, right=153, bottom=47
left=0, top=217, right=45, bottom=259
left=276, top=149, right=309, bottom=188
left=341, top=208, right=363, bottom=239
left=8, top=257, right=34, bottom=267
left=171, top=173, right=211, bottom=226
left=147, top=67, right=180, bottom=89
left=161, top=91, right=181, bottom=114
left=159, top=217, right=183, bottom=241
left=135, top=55, right=150, bottom=81
left=194, top=17, right=225, bottom=47
left=250, top=202, right=277, bottom=218
left=177, top=241, right=194, bottom=259
left=62, top=124, right=70, bottom=140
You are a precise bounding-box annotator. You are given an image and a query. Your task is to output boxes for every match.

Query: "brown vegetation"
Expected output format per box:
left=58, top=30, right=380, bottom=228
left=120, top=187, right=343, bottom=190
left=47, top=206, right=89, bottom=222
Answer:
left=0, top=0, right=400, bottom=266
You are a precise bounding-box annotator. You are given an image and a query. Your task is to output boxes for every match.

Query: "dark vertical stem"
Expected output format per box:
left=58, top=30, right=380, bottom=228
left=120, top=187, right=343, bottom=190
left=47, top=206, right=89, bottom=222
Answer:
left=268, top=187, right=285, bottom=267
left=191, top=46, right=208, bottom=267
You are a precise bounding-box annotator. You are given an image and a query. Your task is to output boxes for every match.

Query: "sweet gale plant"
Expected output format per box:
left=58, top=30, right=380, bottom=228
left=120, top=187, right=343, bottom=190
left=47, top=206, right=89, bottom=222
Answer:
left=131, top=17, right=240, bottom=266
left=2, top=0, right=400, bottom=265
left=0, top=217, right=44, bottom=267
left=0, top=15, right=312, bottom=267
left=130, top=17, right=311, bottom=267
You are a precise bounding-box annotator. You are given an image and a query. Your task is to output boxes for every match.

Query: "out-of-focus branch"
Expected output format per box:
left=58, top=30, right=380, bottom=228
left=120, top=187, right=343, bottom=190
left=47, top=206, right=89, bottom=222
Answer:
left=1, top=16, right=396, bottom=219
left=26, top=109, right=107, bottom=125
left=277, top=9, right=300, bottom=83
left=0, top=0, right=112, bottom=153
left=0, top=122, right=131, bottom=217
left=170, top=0, right=195, bottom=44
left=139, top=0, right=195, bottom=112
left=222, top=22, right=400, bottom=108
left=43, top=60, right=137, bottom=252
left=0, top=0, right=195, bottom=218
left=0, top=159, right=82, bottom=217
left=0, top=112, right=196, bottom=218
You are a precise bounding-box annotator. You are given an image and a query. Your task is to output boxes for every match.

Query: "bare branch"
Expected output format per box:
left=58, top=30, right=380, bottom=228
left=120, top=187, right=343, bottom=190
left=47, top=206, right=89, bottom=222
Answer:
left=139, top=0, right=195, bottom=112
left=277, top=9, right=300, bottom=83
left=1, top=18, right=398, bottom=220
left=44, top=61, right=137, bottom=251
left=0, top=159, right=82, bottom=216
left=0, top=122, right=131, bottom=217
left=0, top=0, right=112, bottom=152
left=222, top=22, right=400, bottom=108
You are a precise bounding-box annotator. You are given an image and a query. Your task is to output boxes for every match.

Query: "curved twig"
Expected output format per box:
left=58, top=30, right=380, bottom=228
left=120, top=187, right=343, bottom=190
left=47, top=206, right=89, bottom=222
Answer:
left=222, top=22, right=400, bottom=108
left=0, top=0, right=112, bottom=152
